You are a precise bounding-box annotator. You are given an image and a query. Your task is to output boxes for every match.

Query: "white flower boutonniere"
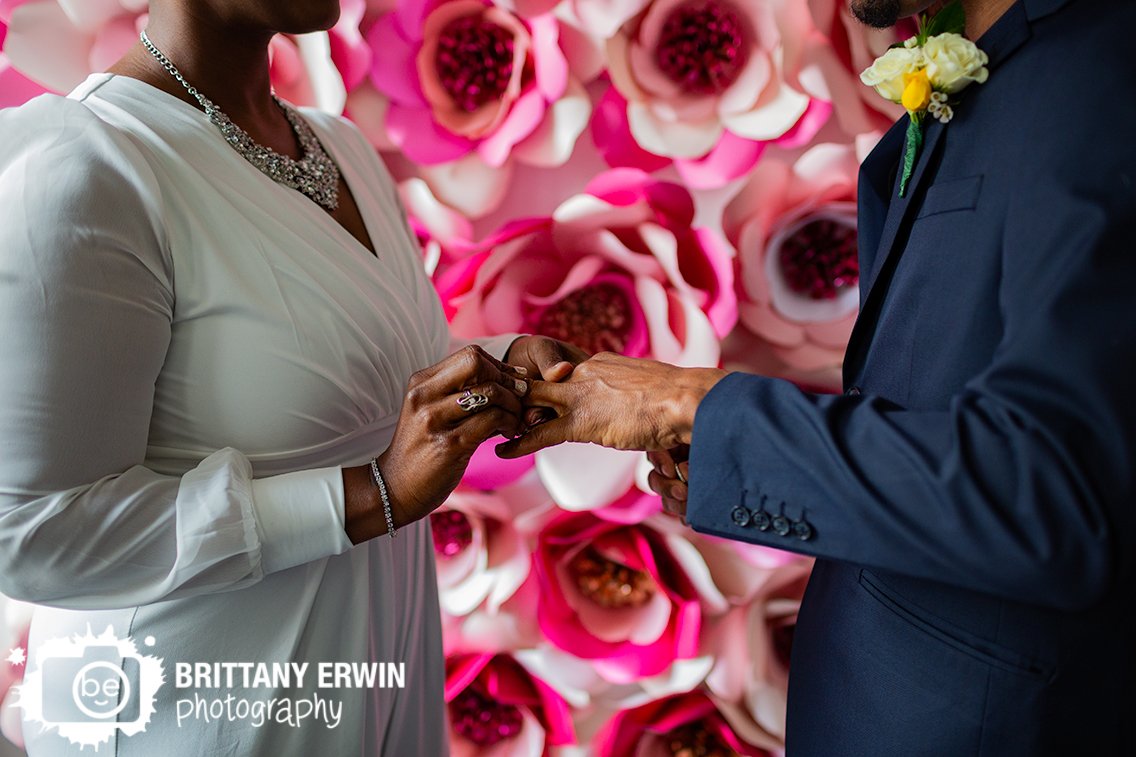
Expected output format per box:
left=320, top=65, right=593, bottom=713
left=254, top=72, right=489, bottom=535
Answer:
left=860, top=1, right=989, bottom=196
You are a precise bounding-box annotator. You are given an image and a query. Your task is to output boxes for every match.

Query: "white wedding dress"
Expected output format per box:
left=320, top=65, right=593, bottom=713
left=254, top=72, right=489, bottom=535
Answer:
left=0, top=73, right=512, bottom=756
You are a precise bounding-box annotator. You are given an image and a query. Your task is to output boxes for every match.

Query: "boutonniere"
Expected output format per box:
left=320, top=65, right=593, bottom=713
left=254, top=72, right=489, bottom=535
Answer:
left=860, top=1, right=989, bottom=196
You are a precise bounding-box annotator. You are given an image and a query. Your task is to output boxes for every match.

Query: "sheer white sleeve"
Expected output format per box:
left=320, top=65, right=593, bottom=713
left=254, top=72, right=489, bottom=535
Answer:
left=0, top=98, right=351, bottom=611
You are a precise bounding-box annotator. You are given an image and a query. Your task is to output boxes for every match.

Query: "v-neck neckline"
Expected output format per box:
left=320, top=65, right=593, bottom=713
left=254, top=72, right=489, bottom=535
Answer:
left=84, top=73, right=381, bottom=262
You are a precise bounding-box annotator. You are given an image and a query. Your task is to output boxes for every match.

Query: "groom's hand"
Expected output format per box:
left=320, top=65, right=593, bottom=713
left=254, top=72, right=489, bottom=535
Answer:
left=648, top=446, right=690, bottom=522
left=496, top=352, right=727, bottom=458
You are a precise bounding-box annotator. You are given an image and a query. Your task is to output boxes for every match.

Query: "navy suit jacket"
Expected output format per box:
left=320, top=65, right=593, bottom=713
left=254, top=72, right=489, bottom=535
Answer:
left=686, top=0, right=1135, bottom=753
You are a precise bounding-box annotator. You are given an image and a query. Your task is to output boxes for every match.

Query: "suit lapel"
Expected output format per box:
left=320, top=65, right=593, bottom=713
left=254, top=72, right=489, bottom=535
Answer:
left=855, top=120, right=907, bottom=287
left=843, top=118, right=947, bottom=381
left=842, top=1, right=1040, bottom=384
left=860, top=118, right=945, bottom=305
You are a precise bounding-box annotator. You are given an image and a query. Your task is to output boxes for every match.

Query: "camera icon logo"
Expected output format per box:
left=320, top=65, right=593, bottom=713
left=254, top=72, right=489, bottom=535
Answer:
left=39, top=645, right=141, bottom=724
left=12, top=626, right=164, bottom=751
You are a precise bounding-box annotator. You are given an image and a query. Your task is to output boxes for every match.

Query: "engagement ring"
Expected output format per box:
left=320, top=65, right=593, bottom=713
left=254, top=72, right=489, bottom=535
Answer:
left=457, top=389, right=489, bottom=413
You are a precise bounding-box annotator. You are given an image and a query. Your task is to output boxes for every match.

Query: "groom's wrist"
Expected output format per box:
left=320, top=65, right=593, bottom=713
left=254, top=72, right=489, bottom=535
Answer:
left=670, top=367, right=729, bottom=446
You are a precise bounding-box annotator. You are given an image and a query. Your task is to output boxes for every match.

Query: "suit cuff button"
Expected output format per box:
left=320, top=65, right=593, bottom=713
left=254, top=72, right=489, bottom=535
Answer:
left=752, top=510, right=772, bottom=531
left=771, top=515, right=791, bottom=536
left=846, top=386, right=862, bottom=396
left=730, top=505, right=752, bottom=527
left=792, top=519, right=814, bottom=541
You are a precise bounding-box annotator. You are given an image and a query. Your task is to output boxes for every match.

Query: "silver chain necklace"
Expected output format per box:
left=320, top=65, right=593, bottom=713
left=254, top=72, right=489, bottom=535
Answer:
left=140, top=30, right=340, bottom=211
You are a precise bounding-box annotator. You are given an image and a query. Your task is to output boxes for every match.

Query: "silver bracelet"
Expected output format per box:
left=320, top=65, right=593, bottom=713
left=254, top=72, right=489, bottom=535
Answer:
left=369, top=457, right=396, bottom=538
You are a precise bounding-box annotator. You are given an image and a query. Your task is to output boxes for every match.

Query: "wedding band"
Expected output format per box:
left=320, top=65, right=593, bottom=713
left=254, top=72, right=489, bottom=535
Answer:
left=457, top=389, right=489, bottom=413
left=676, top=466, right=687, bottom=484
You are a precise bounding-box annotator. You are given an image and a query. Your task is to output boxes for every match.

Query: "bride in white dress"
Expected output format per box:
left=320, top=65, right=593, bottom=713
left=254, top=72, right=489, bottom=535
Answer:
left=0, top=1, right=582, bottom=754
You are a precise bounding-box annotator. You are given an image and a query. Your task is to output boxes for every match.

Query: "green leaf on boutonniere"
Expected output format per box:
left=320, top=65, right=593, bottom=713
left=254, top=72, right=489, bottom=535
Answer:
left=925, top=0, right=966, bottom=38
left=899, top=113, right=925, bottom=197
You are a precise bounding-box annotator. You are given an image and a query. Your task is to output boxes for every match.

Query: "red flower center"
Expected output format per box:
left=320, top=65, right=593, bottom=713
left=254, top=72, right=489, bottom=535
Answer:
left=435, top=15, right=516, bottom=113
left=536, top=282, right=634, bottom=355
left=664, top=722, right=737, bottom=757
left=450, top=688, right=524, bottom=747
left=778, top=218, right=859, bottom=300
left=654, top=1, right=749, bottom=94
left=430, top=510, right=474, bottom=558
left=569, top=546, right=655, bottom=609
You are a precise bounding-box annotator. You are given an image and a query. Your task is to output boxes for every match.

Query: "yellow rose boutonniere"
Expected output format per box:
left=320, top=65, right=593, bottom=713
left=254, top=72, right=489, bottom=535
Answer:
left=860, top=1, right=989, bottom=196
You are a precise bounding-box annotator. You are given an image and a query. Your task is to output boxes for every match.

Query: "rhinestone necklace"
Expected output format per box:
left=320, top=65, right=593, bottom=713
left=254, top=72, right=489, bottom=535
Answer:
left=140, top=30, right=340, bottom=211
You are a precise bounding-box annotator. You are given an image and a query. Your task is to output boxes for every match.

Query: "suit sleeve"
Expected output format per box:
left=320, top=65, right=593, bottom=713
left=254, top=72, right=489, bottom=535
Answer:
left=686, top=142, right=1136, bottom=613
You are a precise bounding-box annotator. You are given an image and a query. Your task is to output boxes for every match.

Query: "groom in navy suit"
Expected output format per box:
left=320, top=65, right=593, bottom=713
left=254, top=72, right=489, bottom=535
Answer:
left=502, top=0, right=1136, bottom=752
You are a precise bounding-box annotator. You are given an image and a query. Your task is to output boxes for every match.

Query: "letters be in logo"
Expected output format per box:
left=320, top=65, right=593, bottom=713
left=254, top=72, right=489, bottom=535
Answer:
left=13, top=627, right=164, bottom=751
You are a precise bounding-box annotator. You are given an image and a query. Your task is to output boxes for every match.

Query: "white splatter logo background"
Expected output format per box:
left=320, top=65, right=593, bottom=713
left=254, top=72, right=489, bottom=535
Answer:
left=12, top=626, right=164, bottom=751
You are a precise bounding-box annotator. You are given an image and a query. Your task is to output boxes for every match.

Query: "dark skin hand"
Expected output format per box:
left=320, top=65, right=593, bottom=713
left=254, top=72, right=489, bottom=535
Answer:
left=344, top=345, right=532, bottom=543
left=344, top=336, right=586, bottom=543
left=497, top=351, right=727, bottom=456
left=647, top=445, right=690, bottom=522
left=502, top=335, right=590, bottom=425
left=496, top=353, right=719, bottom=524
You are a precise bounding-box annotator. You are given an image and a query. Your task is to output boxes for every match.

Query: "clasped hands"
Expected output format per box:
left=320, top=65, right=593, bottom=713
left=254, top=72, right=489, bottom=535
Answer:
left=500, top=344, right=726, bottom=521
left=359, top=336, right=724, bottom=544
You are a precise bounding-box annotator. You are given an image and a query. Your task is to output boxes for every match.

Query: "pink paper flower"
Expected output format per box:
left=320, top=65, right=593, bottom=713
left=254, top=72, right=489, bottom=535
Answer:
left=594, top=689, right=772, bottom=757
left=444, top=167, right=735, bottom=366
left=442, top=169, right=734, bottom=509
left=431, top=487, right=534, bottom=617
left=0, top=595, right=30, bottom=749
left=702, top=555, right=813, bottom=750
left=797, top=0, right=910, bottom=140
left=446, top=652, right=576, bottom=756
left=0, top=1, right=350, bottom=111
left=398, top=176, right=476, bottom=279
left=0, top=3, right=47, bottom=107
left=585, top=0, right=830, bottom=189
left=368, top=0, right=592, bottom=215
left=0, top=0, right=144, bottom=95
left=723, top=142, right=861, bottom=373
left=532, top=511, right=710, bottom=683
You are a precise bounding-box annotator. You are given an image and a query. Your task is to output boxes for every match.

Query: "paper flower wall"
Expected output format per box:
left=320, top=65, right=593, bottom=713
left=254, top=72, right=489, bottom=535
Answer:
left=0, top=0, right=907, bottom=753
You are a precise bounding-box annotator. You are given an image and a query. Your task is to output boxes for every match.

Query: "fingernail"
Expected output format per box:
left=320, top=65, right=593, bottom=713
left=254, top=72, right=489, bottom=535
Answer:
left=670, top=484, right=685, bottom=499
left=514, top=378, right=528, bottom=395
left=513, top=366, right=528, bottom=376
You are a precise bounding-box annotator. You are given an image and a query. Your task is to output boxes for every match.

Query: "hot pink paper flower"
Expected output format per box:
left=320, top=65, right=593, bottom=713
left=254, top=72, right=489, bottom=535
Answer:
left=585, top=0, right=830, bottom=189
left=368, top=0, right=591, bottom=215
left=431, top=487, right=534, bottom=617
left=443, top=169, right=734, bottom=508
left=532, top=511, right=712, bottom=683
left=723, top=142, right=861, bottom=373
left=446, top=652, right=576, bottom=756
left=594, top=689, right=772, bottom=757
left=445, top=167, right=735, bottom=364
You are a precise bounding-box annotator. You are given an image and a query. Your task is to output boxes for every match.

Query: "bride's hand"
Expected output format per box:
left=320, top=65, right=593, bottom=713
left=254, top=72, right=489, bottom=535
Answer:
left=504, top=335, right=589, bottom=383
left=346, top=345, right=529, bottom=542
